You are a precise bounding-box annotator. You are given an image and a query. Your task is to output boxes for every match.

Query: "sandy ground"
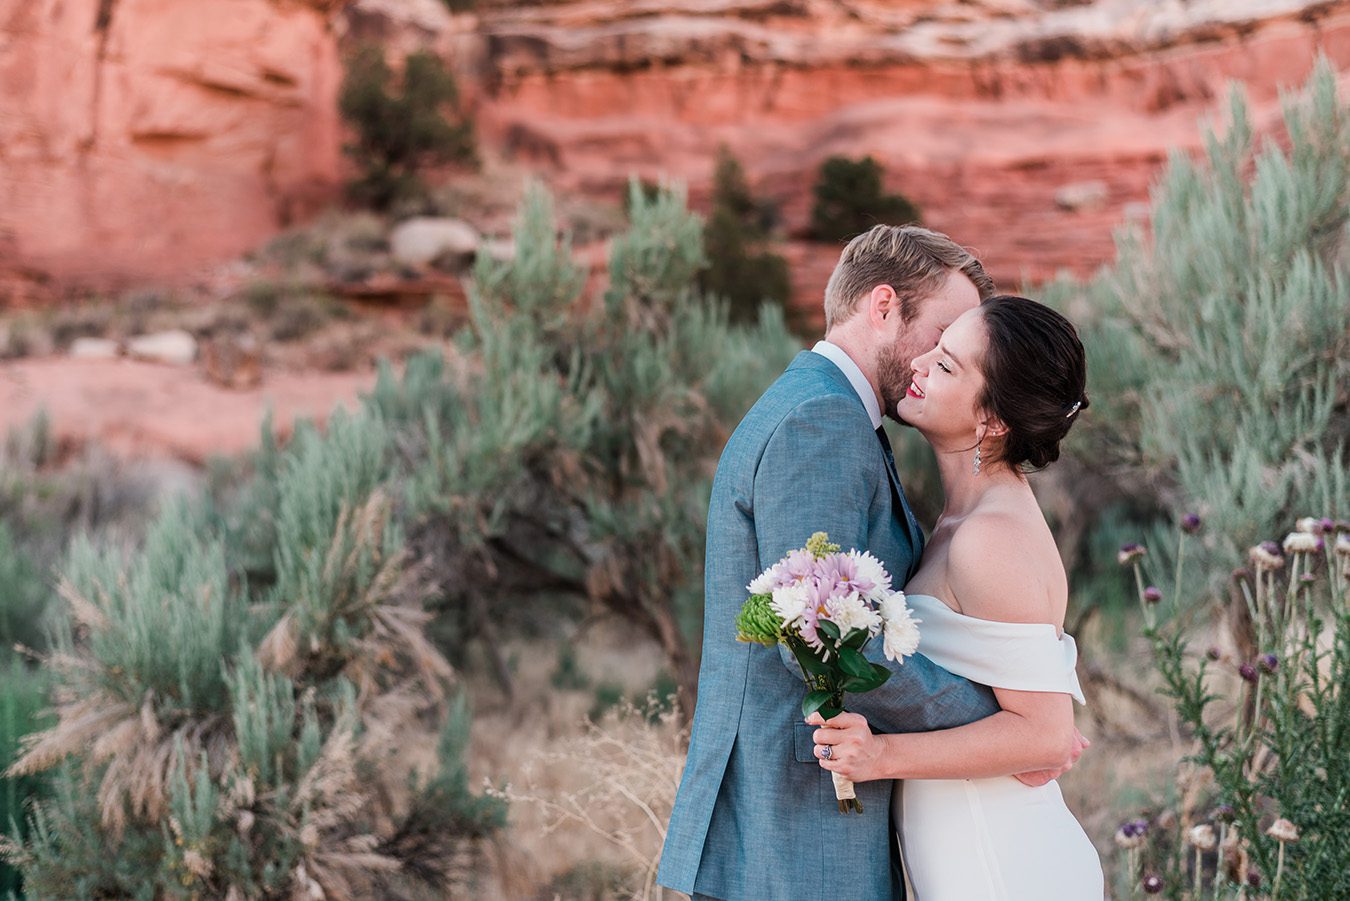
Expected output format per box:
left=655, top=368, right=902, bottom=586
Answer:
left=0, top=356, right=384, bottom=463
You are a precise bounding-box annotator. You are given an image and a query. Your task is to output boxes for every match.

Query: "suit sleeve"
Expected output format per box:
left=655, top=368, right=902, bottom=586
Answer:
left=752, top=395, right=1000, bottom=733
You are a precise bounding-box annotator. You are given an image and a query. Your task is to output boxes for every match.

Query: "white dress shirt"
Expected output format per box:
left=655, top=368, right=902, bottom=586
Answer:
left=811, top=340, right=882, bottom=430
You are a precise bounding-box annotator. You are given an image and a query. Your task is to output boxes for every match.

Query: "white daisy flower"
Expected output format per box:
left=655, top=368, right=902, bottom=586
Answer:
left=748, top=567, right=778, bottom=596
left=770, top=583, right=811, bottom=626
left=880, top=593, right=921, bottom=661
left=826, top=591, right=883, bottom=636
left=847, top=550, right=893, bottom=601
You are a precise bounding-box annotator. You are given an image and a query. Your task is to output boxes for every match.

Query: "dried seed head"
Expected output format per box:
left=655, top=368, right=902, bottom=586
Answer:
left=1266, top=818, right=1300, bottom=843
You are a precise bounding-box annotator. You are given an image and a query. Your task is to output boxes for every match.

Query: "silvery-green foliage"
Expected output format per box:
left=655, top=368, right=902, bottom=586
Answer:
left=58, top=499, right=241, bottom=716
left=384, top=180, right=797, bottom=700
left=1049, top=59, right=1349, bottom=559
left=471, top=179, right=584, bottom=336
left=229, top=647, right=297, bottom=788
left=606, top=179, right=708, bottom=314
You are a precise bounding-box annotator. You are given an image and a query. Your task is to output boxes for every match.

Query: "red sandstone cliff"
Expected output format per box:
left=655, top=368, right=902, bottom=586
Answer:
left=473, top=0, right=1350, bottom=289
left=4, top=0, right=1350, bottom=301
left=0, top=0, right=345, bottom=301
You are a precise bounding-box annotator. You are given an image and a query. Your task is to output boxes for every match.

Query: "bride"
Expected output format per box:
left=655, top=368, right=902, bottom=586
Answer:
left=808, top=294, right=1104, bottom=900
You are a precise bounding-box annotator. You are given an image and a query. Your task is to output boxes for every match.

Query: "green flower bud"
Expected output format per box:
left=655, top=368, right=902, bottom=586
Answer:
left=735, top=593, right=783, bottom=646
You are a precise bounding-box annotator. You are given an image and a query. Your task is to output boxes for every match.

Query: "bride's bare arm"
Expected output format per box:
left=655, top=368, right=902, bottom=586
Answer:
left=811, top=515, right=1079, bottom=781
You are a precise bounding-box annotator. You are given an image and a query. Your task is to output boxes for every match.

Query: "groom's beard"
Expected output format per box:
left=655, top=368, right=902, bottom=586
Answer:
left=876, top=342, right=913, bottom=424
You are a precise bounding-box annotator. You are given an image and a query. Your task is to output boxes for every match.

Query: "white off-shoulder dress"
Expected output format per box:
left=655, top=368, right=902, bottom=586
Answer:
left=893, top=594, right=1104, bottom=900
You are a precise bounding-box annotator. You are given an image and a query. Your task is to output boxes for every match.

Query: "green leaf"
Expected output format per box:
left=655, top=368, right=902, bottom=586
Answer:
left=842, top=675, right=879, bottom=693
left=818, top=699, right=844, bottom=721
left=838, top=647, right=872, bottom=679
left=841, top=627, right=869, bottom=650
left=787, top=638, right=831, bottom=677
left=802, top=690, right=833, bottom=718
left=818, top=620, right=841, bottom=644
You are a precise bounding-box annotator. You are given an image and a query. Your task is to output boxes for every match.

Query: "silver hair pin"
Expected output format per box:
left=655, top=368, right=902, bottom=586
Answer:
left=1065, top=401, right=1082, bottom=419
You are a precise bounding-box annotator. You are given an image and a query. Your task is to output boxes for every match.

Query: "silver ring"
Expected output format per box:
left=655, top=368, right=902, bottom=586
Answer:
left=820, top=746, right=832, bottom=760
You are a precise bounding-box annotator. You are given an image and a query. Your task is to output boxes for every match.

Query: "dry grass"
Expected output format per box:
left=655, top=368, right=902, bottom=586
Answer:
left=466, top=615, right=1209, bottom=900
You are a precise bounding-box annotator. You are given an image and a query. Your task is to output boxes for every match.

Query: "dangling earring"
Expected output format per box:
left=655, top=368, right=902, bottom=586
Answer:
left=973, top=444, right=982, bottom=475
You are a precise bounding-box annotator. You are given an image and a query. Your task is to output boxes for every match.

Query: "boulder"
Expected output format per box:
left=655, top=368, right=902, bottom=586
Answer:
left=127, top=330, right=198, bottom=366
left=70, top=337, right=120, bottom=360
left=389, top=218, right=480, bottom=268
left=1054, top=181, right=1110, bottom=212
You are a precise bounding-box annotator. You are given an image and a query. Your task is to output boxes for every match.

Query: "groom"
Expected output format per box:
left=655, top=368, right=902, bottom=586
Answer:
left=657, top=225, right=1078, bottom=900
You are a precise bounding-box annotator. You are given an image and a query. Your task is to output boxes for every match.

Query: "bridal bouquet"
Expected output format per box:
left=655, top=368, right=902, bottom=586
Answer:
left=735, top=532, right=921, bottom=813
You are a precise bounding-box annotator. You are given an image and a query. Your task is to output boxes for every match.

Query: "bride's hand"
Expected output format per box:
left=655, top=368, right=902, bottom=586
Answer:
left=806, top=712, right=885, bottom=782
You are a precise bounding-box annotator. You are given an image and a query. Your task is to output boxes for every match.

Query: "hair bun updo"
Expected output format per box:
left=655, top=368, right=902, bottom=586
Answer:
left=976, top=295, right=1088, bottom=471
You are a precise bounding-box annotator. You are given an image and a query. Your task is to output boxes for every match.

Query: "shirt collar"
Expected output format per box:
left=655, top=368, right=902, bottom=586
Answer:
left=811, top=340, right=882, bottom=430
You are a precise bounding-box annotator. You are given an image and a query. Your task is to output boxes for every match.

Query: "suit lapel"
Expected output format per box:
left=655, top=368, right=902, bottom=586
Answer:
left=876, top=428, right=926, bottom=580
left=792, top=351, right=926, bottom=576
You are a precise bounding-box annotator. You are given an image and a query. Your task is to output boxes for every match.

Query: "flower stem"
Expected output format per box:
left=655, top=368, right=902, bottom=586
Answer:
left=1133, top=562, right=1154, bottom=630
left=1174, top=530, right=1187, bottom=614
left=1213, top=824, right=1226, bottom=901
left=1272, top=841, right=1286, bottom=901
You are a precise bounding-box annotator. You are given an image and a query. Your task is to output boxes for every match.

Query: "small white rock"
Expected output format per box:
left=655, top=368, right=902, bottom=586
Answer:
left=127, top=329, right=197, bottom=366
left=1055, top=181, right=1109, bottom=212
left=389, top=217, right=480, bottom=268
left=70, top=337, right=120, bottom=360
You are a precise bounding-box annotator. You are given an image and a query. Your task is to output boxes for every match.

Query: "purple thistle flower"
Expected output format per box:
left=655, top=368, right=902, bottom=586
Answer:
left=1247, top=870, right=1262, bottom=889
left=1142, top=874, right=1164, bottom=894
left=1213, top=803, right=1235, bottom=823
left=1318, top=517, right=1335, bottom=534
left=1206, top=646, right=1223, bottom=661
left=1239, top=663, right=1259, bottom=683
left=1181, top=513, right=1202, bottom=534
left=1261, top=540, right=1282, bottom=556
left=1143, top=586, right=1163, bottom=604
left=1259, top=653, right=1279, bottom=674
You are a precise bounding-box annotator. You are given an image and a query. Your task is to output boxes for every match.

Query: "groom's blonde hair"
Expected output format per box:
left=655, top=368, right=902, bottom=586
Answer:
left=823, top=225, right=995, bottom=330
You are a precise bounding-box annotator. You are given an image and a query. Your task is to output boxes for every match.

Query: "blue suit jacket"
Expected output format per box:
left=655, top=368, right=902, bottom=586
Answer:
left=657, top=351, right=999, bottom=900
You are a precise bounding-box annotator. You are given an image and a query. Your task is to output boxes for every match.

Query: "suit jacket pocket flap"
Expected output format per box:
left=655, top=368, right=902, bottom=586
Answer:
left=793, top=721, right=818, bottom=763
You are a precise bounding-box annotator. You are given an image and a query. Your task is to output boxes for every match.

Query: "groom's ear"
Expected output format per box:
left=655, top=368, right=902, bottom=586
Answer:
left=868, top=284, right=899, bottom=325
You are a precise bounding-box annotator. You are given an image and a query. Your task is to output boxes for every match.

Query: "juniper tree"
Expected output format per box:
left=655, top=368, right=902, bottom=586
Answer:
left=339, top=46, right=476, bottom=210
left=700, top=147, right=793, bottom=326
left=810, top=155, right=921, bottom=243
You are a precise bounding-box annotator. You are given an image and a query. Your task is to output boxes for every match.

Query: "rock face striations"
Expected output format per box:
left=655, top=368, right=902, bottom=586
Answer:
left=472, top=0, right=1350, bottom=288
left=4, top=0, right=1350, bottom=299
left=0, top=0, right=345, bottom=300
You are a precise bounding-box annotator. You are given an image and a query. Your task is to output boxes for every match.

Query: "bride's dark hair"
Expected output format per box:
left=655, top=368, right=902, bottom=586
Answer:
left=976, top=295, right=1088, bottom=470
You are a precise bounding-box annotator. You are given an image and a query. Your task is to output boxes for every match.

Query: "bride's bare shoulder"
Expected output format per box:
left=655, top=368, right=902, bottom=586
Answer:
left=946, top=507, right=1063, bottom=626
